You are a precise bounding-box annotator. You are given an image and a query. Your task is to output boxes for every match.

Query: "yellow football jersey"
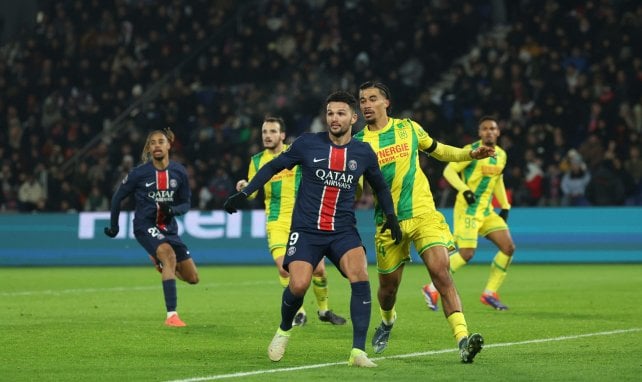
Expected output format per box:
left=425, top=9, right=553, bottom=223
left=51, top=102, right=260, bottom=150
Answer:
left=353, top=118, right=437, bottom=223
left=247, top=145, right=300, bottom=224
left=447, top=141, right=508, bottom=216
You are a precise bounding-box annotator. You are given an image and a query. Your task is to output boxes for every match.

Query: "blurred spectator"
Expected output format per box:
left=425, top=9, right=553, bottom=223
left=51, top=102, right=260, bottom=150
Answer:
left=623, top=146, right=642, bottom=204
left=0, top=0, right=641, bottom=211
left=84, top=184, right=109, bottom=211
left=586, top=156, right=627, bottom=206
left=17, top=173, right=45, bottom=212
left=560, top=150, right=591, bottom=206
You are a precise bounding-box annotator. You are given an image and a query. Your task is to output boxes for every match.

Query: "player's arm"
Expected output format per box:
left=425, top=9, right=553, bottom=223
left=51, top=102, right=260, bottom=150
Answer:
left=237, top=160, right=260, bottom=200
left=225, top=137, right=302, bottom=213
left=410, top=120, right=494, bottom=161
left=169, top=169, right=191, bottom=216
left=493, top=175, right=511, bottom=212
left=105, top=171, right=137, bottom=237
left=428, top=141, right=495, bottom=162
left=443, top=162, right=470, bottom=192
left=363, top=150, right=402, bottom=244
left=443, top=162, right=477, bottom=205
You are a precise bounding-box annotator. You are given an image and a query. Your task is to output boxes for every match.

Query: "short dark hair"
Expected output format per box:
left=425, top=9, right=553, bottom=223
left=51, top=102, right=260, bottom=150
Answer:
left=359, top=81, right=391, bottom=99
left=326, top=91, right=358, bottom=112
left=478, top=115, right=498, bottom=126
left=359, top=81, right=392, bottom=112
left=263, top=115, right=286, bottom=133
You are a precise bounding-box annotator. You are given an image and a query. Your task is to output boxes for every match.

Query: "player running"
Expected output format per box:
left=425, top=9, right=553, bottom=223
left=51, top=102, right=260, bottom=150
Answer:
left=422, top=116, right=515, bottom=311
left=105, top=128, right=199, bottom=327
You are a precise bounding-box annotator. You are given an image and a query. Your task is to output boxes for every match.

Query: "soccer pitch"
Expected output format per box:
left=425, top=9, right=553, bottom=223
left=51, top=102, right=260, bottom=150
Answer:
left=2, top=264, right=640, bottom=381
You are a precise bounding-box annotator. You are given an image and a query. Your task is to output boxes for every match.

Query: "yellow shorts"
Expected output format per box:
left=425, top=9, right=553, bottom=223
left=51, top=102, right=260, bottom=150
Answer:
left=266, top=221, right=291, bottom=260
left=375, top=210, right=455, bottom=274
left=452, top=207, right=508, bottom=249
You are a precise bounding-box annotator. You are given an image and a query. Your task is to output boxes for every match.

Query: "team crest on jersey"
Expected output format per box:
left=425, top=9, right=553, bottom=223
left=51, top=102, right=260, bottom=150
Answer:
left=397, top=128, right=408, bottom=140
left=348, top=160, right=357, bottom=171
left=287, top=246, right=297, bottom=256
left=170, top=179, right=177, bottom=188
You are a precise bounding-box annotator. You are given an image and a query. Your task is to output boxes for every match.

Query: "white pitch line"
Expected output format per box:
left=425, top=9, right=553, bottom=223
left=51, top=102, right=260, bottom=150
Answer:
left=0, top=280, right=273, bottom=297
left=164, top=328, right=641, bottom=382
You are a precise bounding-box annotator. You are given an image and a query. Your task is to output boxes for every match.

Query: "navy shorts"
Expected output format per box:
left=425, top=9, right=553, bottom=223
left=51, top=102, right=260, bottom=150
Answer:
left=283, top=227, right=364, bottom=277
left=135, top=227, right=191, bottom=263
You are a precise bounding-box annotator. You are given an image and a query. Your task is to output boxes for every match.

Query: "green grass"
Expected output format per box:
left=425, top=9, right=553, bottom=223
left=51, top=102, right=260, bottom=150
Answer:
left=2, top=264, right=641, bottom=381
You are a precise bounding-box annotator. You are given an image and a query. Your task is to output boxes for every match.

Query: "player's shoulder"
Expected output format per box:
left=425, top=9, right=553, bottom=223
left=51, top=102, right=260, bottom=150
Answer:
left=169, top=160, right=188, bottom=172
left=251, top=150, right=267, bottom=161
left=130, top=161, right=151, bottom=175
left=494, top=145, right=507, bottom=156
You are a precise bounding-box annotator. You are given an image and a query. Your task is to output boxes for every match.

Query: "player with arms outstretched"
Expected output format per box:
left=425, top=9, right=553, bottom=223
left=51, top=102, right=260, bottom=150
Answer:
left=423, top=116, right=515, bottom=311
left=355, top=81, right=494, bottom=363
left=224, top=91, right=402, bottom=367
left=236, top=116, right=346, bottom=326
left=105, top=128, right=199, bottom=327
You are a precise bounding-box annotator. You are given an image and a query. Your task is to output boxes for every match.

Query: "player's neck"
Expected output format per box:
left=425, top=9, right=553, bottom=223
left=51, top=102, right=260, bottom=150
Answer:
left=328, top=132, right=351, bottom=146
left=152, top=158, right=169, bottom=170
left=267, top=142, right=284, bottom=155
left=367, top=116, right=389, bottom=131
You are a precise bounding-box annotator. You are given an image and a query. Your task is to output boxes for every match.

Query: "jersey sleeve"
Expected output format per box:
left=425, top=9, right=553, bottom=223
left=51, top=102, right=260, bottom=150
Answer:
left=242, top=137, right=303, bottom=195
left=362, top=146, right=395, bottom=216
left=109, top=169, right=138, bottom=228
left=245, top=159, right=259, bottom=200
left=409, top=119, right=437, bottom=152
left=443, top=162, right=470, bottom=192
left=493, top=175, right=511, bottom=209
left=172, top=166, right=191, bottom=215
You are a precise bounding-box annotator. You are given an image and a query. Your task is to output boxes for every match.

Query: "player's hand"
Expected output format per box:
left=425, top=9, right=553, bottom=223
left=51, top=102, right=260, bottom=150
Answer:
left=236, top=179, right=248, bottom=192
left=104, top=226, right=119, bottom=238
left=223, top=191, right=248, bottom=214
left=381, top=214, right=402, bottom=245
left=470, top=146, right=496, bottom=159
left=499, top=209, right=509, bottom=222
left=158, top=202, right=174, bottom=217
left=462, top=190, right=476, bottom=205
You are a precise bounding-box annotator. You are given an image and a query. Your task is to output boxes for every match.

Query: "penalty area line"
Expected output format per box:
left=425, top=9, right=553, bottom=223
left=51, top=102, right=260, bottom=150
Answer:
left=164, top=327, right=641, bottom=382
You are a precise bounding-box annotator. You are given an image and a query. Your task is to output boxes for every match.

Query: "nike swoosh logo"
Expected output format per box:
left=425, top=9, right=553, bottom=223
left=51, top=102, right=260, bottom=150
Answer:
left=145, top=182, right=155, bottom=187
left=313, top=158, right=326, bottom=163
left=363, top=301, right=371, bottom=305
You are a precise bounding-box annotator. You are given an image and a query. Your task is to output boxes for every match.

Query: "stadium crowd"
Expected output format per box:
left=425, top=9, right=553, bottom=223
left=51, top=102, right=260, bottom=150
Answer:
left=0, top=0, right=641, bottom=213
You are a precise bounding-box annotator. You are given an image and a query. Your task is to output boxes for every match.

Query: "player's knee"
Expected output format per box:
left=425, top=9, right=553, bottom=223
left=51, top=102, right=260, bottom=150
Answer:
left=288, top=279, right=310, bottom=296
left=379, top=283, right=399, bottom=298
left=502, top=243, right=516, bottom=256
left=187, top=274, right=199, bottom=284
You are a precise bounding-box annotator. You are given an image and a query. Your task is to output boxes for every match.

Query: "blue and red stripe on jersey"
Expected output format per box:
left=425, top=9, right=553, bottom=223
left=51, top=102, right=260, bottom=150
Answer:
left=318, top=146, right=346, bottom=231
left=156, top=170, right=170, bottom=230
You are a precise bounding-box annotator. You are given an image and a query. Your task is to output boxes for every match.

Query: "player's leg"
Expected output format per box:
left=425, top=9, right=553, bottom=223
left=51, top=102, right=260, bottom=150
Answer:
left=422, top=247, right=473, bottom=311
left=420, top=245, right=483, bottom=362
left=371, top=220, right=409, bottom=354
left=136, top=231, right=186, bottom=326
left=268, top=231, right=318, bottom=362
left=312, top=260, right=346, bottom=325
left=270, top=225, right=308, bottom=325
left=273, top=250, right=307, bottom=325
left=172, top=240, right=199, bottom=284
left=268, top=259, right=313, bottom=362
left=480, top=226, right=515, bottom=310
left=336, top=242, right=376, bottom=367
left=417, top=211, right=483, bottom=362
left=155, top=242, right=186, bottom=327
left=423, top=212, right=480, bottom=310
